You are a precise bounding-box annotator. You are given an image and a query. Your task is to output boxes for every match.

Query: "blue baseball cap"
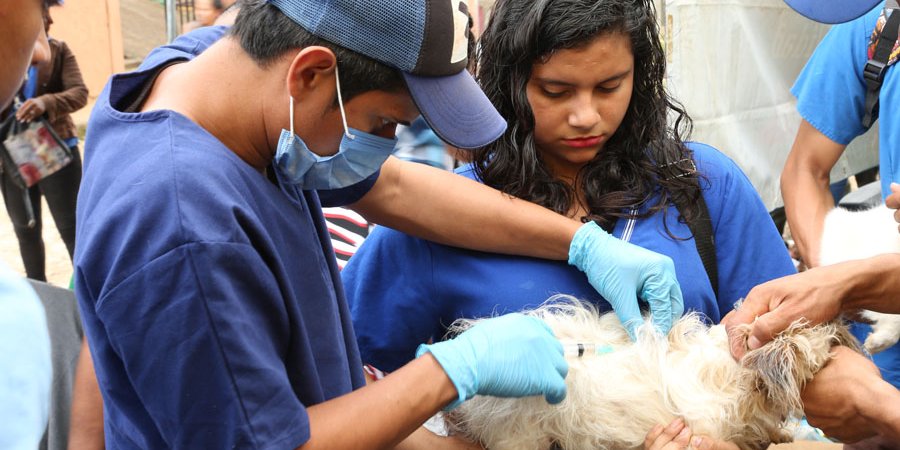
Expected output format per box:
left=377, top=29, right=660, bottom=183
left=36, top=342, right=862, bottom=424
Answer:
left=783, top=0, right=881, bottom=24
left=268, top=0, right=506, bottom=149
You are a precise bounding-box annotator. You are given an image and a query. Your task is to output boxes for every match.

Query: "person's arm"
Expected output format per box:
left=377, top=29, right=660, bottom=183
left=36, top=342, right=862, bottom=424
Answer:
left=18, top=40, right=88, bottom=124
left=723, top=253, right=900, bottom=357
left=781, top=119, right=847, bottom=268
left=301, top=310, right=567, bottom=450
left=351, top=156, right=684, bottom=338
left=39, top=40, right=88, bottom=120
left=352, top=156, right=578, bottom=259
left=300, top=354, right=457, bottom=450
left=67, top=337, right=104, bottom=450
left=800, top=346, right=900, bottom=444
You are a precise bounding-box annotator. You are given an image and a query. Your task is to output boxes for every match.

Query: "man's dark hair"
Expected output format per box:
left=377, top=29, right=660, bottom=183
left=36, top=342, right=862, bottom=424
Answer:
left=230, top=1, right=406, bottom=102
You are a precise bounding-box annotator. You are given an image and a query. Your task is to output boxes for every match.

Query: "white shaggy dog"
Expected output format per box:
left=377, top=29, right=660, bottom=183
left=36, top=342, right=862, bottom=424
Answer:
left=444, top=297, right=856, bottom=450
left=820, top=205, right=900, bottom=354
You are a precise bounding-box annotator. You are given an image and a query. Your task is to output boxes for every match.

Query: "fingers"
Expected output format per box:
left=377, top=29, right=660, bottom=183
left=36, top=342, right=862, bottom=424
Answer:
left=643, top=270, right=680, bottom=336
left=690, top=436, right=741, bottom=450
left=15, top=100, right=37, bottom=122
left=542, top=371, right=567, bottom=404
left=890, top=184, right=900, bottom=228
left=612, top=294, right=643, bottom=341
left=644, top=418, right=691, bottom=450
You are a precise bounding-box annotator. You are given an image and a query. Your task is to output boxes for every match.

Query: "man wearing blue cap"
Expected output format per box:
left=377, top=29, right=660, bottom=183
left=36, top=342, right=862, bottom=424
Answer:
left=74, top=0, right=687, bottom=448
left=725, top=1, right=900, bottom=445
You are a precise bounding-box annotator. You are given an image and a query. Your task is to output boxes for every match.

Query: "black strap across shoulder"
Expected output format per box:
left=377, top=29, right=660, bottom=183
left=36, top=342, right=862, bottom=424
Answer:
left=863, top=4, right=900, bottom=129
left=606, top=158, right=719, bottom=299
left=674, top=178, right=718, bottom=299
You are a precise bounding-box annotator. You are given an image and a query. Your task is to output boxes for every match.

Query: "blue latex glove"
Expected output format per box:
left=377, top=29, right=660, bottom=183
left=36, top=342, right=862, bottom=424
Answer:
left=416, top=313, right=568, bottom=410
left=568, top=221, right=684, bottom=339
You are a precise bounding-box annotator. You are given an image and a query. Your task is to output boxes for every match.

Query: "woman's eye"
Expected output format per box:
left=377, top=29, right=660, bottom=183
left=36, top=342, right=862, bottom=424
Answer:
left=597, top=83, right=622, bottom=93
left=541, top=87, right=566, bottom=98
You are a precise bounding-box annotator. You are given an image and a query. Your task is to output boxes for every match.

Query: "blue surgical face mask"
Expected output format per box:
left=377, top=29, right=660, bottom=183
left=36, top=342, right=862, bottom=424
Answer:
left=274, top=66, right=398, bottom=190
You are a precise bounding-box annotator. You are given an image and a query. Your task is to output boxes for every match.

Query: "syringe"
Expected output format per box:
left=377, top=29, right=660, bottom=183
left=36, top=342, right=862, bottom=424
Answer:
left=561, top=341, right=615, bottom=358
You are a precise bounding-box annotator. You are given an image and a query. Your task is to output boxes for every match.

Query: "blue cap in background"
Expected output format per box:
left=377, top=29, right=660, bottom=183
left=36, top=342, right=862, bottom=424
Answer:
left=784, top=0, right=882, bottom=24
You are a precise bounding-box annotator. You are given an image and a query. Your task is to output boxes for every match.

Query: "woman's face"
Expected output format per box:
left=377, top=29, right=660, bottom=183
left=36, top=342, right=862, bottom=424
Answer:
left=526, top=31, right=634, bottom=182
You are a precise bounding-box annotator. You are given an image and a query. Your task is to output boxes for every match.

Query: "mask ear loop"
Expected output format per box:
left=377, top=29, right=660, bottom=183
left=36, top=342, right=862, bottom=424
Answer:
left=288, top=95, right=295, bottom=144
left=334, top=65, right=356, bottom=140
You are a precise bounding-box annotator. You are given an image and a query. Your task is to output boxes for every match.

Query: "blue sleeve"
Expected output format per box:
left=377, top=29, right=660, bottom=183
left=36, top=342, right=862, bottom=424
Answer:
left=139, top=26, right=229, bottom=70
left=94, top=243, right=310, bottom=449
left=342, top=225, right=439, bottom=373
left=791, top=7, right=881, bottom=144
left=0, top=264, right=51, bottom=450
left=316, top=170, right=380, bottom=207
left=690, top=144, right=796, bottom=314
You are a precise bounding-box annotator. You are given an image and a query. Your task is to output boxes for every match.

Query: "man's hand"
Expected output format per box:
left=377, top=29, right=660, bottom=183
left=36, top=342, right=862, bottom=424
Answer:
left=722, top=267, right=845, bottom=359
left=16, top=97, right=47, bottom=122
left=801, top=347, right=882, bottom=443
left=886, top=183, right=900, bottom=233
left=416, top=313, right=568, bottom=409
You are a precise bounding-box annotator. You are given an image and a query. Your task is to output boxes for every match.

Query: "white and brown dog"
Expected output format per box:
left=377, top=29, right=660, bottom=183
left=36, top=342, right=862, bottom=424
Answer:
left=444, top=297, right=856, bottom=450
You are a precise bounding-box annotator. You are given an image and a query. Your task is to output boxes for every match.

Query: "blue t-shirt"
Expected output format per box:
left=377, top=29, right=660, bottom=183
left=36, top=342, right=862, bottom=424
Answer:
left=343, top=143, right=795, bottom=373
left=0, top=263, right=51, bottom=450
left=75, top=27, right=372, bottom=448
left=792, top=2, right=900, bottom=389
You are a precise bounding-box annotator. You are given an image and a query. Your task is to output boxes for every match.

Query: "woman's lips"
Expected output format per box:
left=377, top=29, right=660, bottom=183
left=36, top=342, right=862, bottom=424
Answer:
left=562, top=135, right=604, bottom=148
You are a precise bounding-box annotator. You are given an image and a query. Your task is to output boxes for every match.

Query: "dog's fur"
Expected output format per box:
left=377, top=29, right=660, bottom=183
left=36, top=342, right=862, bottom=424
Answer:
left=444, top=297, right=857, bottom=450
left=821, top=205, right=900, bottom=353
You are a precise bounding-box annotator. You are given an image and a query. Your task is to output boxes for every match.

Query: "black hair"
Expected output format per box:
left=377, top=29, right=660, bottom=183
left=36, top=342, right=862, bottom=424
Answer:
left=229, top=0, right=405, bottom=103
left=473, top=0, right=701, bottom=232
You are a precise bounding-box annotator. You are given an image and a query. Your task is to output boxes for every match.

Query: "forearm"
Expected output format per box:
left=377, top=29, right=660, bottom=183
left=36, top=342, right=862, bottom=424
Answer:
left=353, top=157, right=579, bottom=260
left=858, top=376, right=900, bottom=442
left=68, top=338, right=104, bottom=450
left=45, top=46, right=88, bottom=119
left=300, top=354, right=457, bottom=450
left=781, top=120, right=846, bottom=267
left=836, top=254, right=900, bottom=314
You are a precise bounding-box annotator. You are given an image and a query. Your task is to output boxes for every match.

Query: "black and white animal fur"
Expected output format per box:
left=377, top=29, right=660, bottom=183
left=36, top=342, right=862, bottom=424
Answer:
left=444, top=297, right=857, bottom=450
left=821, top=205, right=900, bottom=353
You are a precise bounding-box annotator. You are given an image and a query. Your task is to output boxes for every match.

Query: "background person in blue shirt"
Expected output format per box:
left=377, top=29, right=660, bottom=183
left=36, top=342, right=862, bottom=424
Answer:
left=725, top=0, right=900, bottom=446
left=781, top=0, right=900, bottom=391
left=342, top=0, right=793, bottom=448
left=74, top=0, right=692, bottom=448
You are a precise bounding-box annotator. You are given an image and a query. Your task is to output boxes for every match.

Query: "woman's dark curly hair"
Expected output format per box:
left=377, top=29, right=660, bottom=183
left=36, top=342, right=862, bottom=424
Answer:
left=473, top=0, right=702, bottom=232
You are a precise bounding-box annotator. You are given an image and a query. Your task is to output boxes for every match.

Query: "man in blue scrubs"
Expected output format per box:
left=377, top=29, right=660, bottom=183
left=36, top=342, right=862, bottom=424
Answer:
left=780, top=0, right=900, bottom=393
left=728, top=2, right=900, bottom=446
left=74, top=1, right=687, bottom=448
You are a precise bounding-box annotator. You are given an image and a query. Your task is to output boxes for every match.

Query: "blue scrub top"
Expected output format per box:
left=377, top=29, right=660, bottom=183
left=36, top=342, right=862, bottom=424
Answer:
left=793, top=1, right=900, bottom=389
left=343, top=143, right=795, bottom=373
left=75, top=26, right=373, bottom=448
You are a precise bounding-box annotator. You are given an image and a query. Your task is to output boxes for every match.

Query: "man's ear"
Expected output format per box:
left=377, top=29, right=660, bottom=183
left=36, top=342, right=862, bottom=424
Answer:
left=286, top=46, right=338, bottom=102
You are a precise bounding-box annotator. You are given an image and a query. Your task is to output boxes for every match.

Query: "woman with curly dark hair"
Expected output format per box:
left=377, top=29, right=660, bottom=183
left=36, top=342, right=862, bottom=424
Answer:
left=343, top=0, right=793, bottom=445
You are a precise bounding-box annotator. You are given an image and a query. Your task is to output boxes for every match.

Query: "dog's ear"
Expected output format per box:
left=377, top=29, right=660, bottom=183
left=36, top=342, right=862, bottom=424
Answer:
left=740, top=320, right=845, bottom=418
